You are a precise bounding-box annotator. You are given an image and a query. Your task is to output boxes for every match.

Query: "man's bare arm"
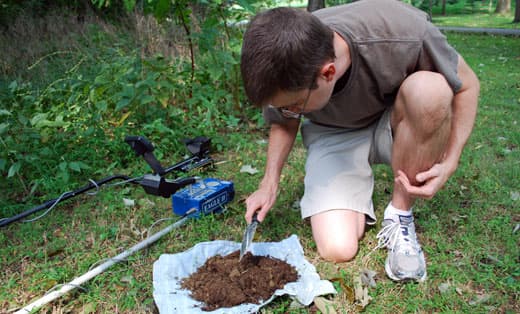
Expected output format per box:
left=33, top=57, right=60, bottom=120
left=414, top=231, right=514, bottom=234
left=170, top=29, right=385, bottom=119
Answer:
left=245, top=119, right=300, bottom=222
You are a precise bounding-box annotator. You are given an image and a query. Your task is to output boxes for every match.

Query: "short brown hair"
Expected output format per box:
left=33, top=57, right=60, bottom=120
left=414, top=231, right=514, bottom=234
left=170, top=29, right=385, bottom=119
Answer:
left=241, top=7, right=335, bottom=107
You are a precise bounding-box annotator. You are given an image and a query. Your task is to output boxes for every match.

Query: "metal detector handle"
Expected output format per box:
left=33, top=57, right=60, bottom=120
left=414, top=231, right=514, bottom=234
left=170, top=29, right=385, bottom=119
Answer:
left=125, top=136, right=165, bottom=176
left=183, top=136, right=211, bottom=157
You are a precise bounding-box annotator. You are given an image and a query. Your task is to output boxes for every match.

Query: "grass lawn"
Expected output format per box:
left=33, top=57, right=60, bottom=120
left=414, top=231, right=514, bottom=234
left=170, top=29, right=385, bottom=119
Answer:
left=433, top=12, right=520, bottom=29
left=1, top=22, right=519, bottom=314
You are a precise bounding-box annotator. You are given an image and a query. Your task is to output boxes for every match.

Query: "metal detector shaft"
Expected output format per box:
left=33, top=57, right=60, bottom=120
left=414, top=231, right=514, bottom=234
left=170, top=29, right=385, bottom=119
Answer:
left=14, top=216, right=190, bottom=314
left=0, top=175, right=132, bottom=228
left=163, top=155, right=213, bottom=174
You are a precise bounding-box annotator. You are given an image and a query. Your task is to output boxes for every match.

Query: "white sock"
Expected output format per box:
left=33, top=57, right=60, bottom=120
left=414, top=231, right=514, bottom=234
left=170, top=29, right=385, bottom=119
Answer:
left=384, top=202, right=412, bottom=222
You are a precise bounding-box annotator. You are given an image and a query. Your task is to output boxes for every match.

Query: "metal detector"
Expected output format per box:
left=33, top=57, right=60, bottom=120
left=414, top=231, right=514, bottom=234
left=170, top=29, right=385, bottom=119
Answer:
left=1, top=135, right=214, bottom=227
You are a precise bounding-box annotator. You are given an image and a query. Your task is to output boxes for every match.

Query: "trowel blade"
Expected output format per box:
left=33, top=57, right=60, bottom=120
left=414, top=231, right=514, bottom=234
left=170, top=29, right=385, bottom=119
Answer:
left=239, top=213, right=259, bottom=260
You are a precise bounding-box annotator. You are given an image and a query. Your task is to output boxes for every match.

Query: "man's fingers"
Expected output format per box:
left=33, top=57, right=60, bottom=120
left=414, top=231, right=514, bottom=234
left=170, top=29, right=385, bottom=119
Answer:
left=395, top=170, right=436, bottom=199
left=415, top=165, right=440, bottom=183
left=244, top=191, right=273, bottom=223
left=244, top=197, right=261, bottom=223
left=397, top=177, right=430, bottom=198
left=256, top=209, right=266, bottom=223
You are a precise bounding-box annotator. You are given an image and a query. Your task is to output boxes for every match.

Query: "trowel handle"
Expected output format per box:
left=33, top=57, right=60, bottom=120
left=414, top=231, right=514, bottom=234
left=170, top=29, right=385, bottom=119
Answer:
left=251, top=212, right=260, bottom=225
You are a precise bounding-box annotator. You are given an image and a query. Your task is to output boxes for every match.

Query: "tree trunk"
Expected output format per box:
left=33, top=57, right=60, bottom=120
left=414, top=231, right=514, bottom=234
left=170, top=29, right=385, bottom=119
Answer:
left=514, top=0, right=520, bottom=22
left=442, top=0, right=447, bottom=15
left=307, top=0, right=325, bottom=12
left=495, top=0, right=511, bottom=14
left=426, top=0, right=433, bottom=18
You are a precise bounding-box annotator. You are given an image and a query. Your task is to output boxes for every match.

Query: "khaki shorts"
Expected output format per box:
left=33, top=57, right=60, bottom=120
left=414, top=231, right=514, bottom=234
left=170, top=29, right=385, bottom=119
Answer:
left=299, top=109, right=393, bottom=224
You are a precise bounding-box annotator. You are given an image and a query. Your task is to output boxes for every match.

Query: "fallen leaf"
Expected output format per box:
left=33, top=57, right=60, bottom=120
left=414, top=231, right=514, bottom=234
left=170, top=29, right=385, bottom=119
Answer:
left=137, top=198, right=156, bottom=209
left=329, top=277, right=355, bottom=303
left=288, top=299, right=305, bottom=309
left=360, top=269, right=377, bottom=288
left=121, top=275, right=133, bottom=283
left=354, top=276, right=371, bottom=309
left=240, top=165, right=259, bottom=175
left=469, top=293, right=490, bottom=306
left=53, top=228, right=64, bottom=237
left=82, top=302, right=97, bottom=314
left=313, top=296, right=337, bottom=314
left=123, top=198, right=135, bottom=207
left=480, top=255, right=500, bottom=265
left=438, top=282, right=451, bottom=294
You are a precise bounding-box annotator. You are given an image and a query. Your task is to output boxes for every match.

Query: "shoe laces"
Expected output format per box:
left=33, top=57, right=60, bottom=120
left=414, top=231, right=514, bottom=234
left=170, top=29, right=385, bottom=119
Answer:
left=375, top=219, right=417, bottom=254
left=375, top=220, right=400, bottom=250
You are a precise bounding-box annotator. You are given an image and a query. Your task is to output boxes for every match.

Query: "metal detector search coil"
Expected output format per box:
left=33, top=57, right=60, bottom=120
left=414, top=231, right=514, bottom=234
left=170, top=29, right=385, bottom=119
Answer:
left=172, top=178, right=234, bottom=218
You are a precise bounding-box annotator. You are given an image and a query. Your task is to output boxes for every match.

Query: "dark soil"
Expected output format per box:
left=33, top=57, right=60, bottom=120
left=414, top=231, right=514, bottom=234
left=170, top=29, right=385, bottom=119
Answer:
left=180, top=250, right=299, bottom=311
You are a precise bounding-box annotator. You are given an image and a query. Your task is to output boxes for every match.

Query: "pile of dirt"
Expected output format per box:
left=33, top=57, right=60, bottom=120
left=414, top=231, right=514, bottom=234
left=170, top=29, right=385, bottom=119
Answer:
left=181, top=250, right=299, bottom=311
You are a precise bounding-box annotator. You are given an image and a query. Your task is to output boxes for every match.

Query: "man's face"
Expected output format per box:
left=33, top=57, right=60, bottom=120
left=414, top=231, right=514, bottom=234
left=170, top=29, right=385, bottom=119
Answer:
left=268, top=76, right=335, bottom=117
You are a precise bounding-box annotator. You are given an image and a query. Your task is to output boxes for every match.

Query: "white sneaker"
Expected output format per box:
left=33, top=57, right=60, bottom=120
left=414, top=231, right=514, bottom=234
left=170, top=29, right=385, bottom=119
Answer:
left=376, top=215, right=427, bottom=282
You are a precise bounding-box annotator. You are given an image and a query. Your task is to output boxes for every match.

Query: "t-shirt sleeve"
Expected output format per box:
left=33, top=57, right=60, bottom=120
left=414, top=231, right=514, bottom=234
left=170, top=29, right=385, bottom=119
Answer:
left=418, top=24, right=462, bottom=93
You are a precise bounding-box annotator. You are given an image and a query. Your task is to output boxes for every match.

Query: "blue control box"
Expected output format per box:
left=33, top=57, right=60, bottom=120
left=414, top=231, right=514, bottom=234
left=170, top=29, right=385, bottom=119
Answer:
left=172, top=178, right=234, bottom=218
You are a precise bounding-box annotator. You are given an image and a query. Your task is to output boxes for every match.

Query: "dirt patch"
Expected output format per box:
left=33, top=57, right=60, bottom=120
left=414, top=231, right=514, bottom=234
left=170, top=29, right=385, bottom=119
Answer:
left=181, top=250, right=298, bottom=311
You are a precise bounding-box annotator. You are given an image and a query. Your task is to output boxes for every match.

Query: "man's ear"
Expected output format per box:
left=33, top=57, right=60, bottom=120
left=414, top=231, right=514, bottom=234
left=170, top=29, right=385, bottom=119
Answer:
left=320, top=62, right=336, bottom=82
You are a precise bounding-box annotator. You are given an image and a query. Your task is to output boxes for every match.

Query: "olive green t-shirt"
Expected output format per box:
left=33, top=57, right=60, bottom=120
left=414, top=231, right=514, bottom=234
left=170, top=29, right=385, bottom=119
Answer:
left=264, top=0, right=462, bottom=129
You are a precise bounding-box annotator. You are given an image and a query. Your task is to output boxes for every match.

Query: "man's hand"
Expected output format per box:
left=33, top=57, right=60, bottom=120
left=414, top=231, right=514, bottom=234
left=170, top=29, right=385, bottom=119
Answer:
left=394, top=161, right=454, bottom=199
left=245, top=184, right=277, bottom=223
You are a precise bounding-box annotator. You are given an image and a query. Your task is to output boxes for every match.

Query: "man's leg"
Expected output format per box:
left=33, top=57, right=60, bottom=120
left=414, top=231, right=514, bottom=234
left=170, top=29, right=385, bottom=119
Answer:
left=300, top=120, right=378, bottom=264
left=380, top=71, right=453, bottom=281
left=391, top=71, right=453, bottom=210
left=311, top=209, right=365, bottom=262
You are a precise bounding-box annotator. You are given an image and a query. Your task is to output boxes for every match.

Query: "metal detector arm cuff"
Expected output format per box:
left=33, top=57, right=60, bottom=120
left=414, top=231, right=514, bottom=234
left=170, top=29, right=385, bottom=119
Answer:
left=125, top=136, right=165, bottom=176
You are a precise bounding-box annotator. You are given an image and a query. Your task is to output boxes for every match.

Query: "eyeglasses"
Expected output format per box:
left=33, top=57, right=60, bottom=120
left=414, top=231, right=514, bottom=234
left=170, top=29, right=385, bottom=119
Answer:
left=274, top=87, right=312, bottom=119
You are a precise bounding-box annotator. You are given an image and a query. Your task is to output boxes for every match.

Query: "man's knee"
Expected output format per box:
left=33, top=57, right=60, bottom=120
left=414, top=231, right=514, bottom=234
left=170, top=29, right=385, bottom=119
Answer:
left=317, top=237, right=359, bottom=263
left=395, top=71, right=453, bottom=135
left=400, top=71, right=453, bottom=102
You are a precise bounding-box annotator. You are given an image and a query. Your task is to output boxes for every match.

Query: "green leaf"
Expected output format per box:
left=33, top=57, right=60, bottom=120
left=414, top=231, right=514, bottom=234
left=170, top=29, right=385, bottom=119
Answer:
left=0, top=122, right=9, bottom=135
left=116, top=98, right=131, bottom=111
left=140, top=95, right=155, bottom=105
left=0, top=109, right=12, bottom=116
left=121, top=84, right=135, bottom=98
left=96, top=100, right=108, bottom=112
left=69, top=162, right=82, bottom=172
left=59, top=161, right=68, bottom=172
left=30, top=113, right=49, bottom=127
left=7, top=161, right=21, bottom=178
left=123, top=0, right=136, bottom=11
left=0, top=159, right=6, bottom=172
left=69, top=161, right=90, bottom=172
left=8, top=80, right=18, bottom=91
left=235, top=0, right=256, bottom=13
left=150, top=0, right=171, bottom=20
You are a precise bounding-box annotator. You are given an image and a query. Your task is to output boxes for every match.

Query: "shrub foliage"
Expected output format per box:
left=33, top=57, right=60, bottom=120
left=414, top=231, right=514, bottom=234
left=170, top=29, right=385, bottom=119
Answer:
left=0, top=1, right=262, bottom=206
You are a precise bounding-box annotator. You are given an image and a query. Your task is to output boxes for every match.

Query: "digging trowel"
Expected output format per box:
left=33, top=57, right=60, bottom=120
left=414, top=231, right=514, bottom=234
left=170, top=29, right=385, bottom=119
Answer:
left=239, top=212, right=260, bottom=261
